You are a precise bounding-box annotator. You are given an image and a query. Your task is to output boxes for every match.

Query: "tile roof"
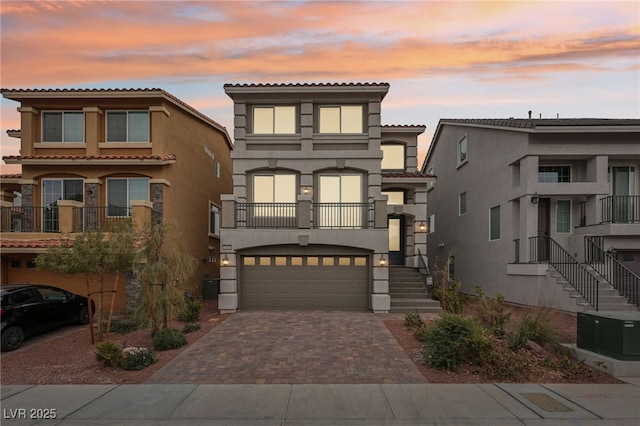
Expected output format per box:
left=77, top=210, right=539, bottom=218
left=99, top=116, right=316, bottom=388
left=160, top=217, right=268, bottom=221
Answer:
left=439, top=118, right=640, bottom=129
left=0, top=239, right=70, bottom=249
left=3, top=154, right=176, bottom=162
left=224, top=82, right=390, bottom=88
left=1, top=174, right=22, bottom=179
left=382, top=171, right=436, bottom=178
left=1, top=88, right=232, bottom=147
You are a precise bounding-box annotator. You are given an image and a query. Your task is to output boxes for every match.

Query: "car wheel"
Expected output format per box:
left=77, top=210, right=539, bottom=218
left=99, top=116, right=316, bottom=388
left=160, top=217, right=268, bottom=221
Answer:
left=78, top=306, right=90, bottom=325
left=1, top=326, right=25, bottom=352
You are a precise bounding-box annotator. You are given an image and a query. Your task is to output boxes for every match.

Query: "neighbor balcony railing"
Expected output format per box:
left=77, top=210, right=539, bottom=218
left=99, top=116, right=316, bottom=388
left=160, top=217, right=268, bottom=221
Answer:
left=600, top=195, right=640, bottom=224
left=0, top=206, right=58, bottom=233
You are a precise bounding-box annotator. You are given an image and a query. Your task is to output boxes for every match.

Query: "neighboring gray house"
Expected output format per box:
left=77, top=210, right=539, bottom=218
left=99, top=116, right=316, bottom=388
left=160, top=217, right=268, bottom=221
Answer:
left=219, top=83, right=434, bottom=313
left=422, top=118, right=640, bottom=312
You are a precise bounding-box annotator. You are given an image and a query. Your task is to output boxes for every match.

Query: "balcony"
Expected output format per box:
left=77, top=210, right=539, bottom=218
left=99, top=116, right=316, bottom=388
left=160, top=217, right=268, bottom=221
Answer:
left=231, top=201, right=378, bottom=229
left=1, top=201, right=158, bottom=234
left=601, top=196, right=640, bottom=224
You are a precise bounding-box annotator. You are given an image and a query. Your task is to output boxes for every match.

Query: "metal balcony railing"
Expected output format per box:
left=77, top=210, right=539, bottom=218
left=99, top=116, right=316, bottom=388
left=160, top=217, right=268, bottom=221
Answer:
left=601, top=195, right=640, bottom=224
left=312, top=203, right=374, bottom=229
left=236, top=203, right=298, bottom=228
left=0, top=206, right=59, bottom=233
left=529, top=236, right=599, bottom=310
left=585, top=235, right=639, bottom=309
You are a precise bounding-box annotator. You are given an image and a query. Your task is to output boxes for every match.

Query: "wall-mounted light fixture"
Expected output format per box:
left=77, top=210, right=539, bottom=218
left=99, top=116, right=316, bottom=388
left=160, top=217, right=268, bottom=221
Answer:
left=438, top=242, right=445, bottom=248
left=418, top=222, right=427, bottom=232
left=531, top=193, right=540, bottom=204
left=222, top=254, right=229, bottom=266
left=379, top=255, right=387, bottom=266
left=302, top=186, right=310, bottom=195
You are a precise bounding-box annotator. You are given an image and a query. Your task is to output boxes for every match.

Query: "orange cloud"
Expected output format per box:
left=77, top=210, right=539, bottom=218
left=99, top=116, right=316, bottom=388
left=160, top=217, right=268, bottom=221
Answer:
left=1, top=1, right=637, bottom=87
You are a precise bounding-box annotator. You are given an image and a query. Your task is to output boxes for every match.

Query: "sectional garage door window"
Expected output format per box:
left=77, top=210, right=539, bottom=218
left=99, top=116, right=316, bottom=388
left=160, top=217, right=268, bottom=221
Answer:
left=241, top=255, right=369, bottom=310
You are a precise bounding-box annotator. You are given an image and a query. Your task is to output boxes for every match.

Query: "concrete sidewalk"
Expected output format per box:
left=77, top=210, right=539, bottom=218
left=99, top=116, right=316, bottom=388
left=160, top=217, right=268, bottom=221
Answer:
left=2, top=381, right=639, bottom=425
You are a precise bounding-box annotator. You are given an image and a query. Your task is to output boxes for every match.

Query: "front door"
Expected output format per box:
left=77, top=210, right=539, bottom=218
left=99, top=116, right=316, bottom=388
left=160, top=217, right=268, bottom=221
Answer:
left=537, top=198, right=551, bottom=261
left=388, top=215, right=405, bottom=265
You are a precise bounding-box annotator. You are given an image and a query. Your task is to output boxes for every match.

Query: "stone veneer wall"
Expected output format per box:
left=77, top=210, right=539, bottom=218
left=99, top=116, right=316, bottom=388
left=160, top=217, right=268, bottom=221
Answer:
left=20, top=184, right=33, bottom=207
left=151, top=183, right=163, bottom=217
left=85, top=183, right=99, bottom=207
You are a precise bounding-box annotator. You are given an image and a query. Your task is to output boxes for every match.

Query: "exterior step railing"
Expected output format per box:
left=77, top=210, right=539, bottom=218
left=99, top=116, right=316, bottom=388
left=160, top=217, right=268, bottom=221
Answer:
left=417, top=248, right=432, bottom=291
left=585, top=235, right=639, bottom=309
left=529, top=236, right=599, bottom=310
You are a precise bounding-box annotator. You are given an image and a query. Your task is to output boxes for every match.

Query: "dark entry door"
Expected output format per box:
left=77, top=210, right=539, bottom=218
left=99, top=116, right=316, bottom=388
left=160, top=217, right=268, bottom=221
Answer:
left=388, top=215, right=405, bottom=265
left=537, top=198, right=551, bottom=261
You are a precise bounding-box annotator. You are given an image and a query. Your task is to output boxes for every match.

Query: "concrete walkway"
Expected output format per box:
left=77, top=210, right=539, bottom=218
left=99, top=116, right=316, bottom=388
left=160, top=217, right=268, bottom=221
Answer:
left=146, top=311, right=426, bottom=384
left=2, top=381, right=639, bottom=425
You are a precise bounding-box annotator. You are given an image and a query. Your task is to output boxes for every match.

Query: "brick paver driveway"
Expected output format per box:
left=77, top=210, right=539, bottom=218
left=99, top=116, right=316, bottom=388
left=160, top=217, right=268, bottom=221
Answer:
left=146, top=311, right=427, bottom=384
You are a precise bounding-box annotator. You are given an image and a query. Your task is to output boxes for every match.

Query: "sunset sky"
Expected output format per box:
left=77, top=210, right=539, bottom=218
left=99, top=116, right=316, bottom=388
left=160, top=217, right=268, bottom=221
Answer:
left=1, top=0, right=639, bottom=174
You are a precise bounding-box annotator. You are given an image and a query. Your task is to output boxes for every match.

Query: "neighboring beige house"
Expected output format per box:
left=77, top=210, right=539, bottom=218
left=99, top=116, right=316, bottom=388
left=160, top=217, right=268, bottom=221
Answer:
left=0, top=88, right=232, bottom=312
left=219, top=83, right=435, bottom=313
left=422, top=118, right=640, bottom=312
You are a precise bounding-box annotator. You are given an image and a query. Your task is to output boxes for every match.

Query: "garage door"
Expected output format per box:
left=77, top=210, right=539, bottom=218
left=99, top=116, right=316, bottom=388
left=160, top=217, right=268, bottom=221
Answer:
left=241, top=255, right=369, bottom=310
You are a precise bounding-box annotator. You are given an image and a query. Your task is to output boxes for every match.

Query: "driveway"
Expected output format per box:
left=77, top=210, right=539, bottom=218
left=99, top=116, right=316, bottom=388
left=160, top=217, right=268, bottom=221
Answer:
left=146, top=311, right=427, bottom=384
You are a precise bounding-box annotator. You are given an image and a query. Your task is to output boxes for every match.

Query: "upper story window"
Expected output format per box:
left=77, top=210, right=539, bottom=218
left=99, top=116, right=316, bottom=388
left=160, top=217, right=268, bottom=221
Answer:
left=252, top=106, right=296, bottom=134
left=459, top=191, right=467, bottom=215
left=539, top=166, right=570, bottom=183
left=382, top=190, right=405, bottom=205
left=490, top=205, right=501, bottom=241
left=253, top=174, right=297, bottom=203
left=457, top=135, right=468, bottom=165
left=42, top=111, right=84, bottom=142
left=381, top=144, right=405, bottom=170
left=107, top=111, right=149, bottom=142
left=209, top=202, right=220, bottom=237
left=107, top=177, right=149, bottom=217
left=318, top=105, right=363, bottom=133
left=427, top=166, right=435, bottom=189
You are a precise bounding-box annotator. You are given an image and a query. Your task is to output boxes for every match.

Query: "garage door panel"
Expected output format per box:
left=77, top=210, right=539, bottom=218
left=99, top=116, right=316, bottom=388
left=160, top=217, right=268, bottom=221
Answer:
left=241, top=255, right=369, bottom=310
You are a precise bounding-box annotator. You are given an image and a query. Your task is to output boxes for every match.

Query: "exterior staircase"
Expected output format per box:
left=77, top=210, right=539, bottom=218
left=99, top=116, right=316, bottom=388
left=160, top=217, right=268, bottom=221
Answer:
left=548, top=267, right=639, bottom=312
left=388, top=267, right=442, bottom=313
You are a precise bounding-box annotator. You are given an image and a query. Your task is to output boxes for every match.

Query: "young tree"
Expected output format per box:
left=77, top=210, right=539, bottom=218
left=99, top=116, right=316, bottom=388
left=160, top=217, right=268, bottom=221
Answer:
left=131, top=221, right=198, bottom=334
left=36, top=223, right=137, bottom=342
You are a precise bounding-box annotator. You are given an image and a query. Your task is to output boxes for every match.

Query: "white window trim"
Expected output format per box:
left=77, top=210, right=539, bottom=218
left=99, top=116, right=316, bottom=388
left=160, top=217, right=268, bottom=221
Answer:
left=209, top=202, right=221, bottom=238
left=41, top=110, right=85, bottom=143
left=42, top=178, right=84, bottom=205
left=489, top=205, right=501, bottom=241
left=556, top=199, right=572, bottom=234
left=459, top=191, right=467, bottom=216
left=427, top=214, right=435, bottom=234
left=457, top=134, right=468, bottom=167
left=106, top=110, right=150, bottom=143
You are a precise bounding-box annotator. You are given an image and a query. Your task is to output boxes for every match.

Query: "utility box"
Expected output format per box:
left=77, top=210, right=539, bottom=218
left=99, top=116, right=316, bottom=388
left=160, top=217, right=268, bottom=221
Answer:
left=203, top=279, right=220, bottom=300
left=577, top=311, right=640, bottom=360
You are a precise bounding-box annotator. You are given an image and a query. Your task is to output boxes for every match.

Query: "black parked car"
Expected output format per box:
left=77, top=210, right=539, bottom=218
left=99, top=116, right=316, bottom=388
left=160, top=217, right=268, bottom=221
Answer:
left=1, top=284, right=95, bottom=352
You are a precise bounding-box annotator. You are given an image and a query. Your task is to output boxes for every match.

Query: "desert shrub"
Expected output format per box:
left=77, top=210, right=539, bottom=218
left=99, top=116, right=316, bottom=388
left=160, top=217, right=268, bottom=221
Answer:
left=153, top=327, right=187, bottom=351
left=430, top=263, right=468, bottom=314
left=121, top=347, right=157, bottom=371
left=420, top=313, right=493, bottom=371
left=510, top=310, right=560, bottom=350
left=182, top=323, right=201, bottom=334
left=413, top=325, right=430, bottom=342
left=95, top=340, right=123, bottom=367
left=109, top=318, right=137, bottom=334
left=474, top=288, right=510, bottom=338
left=178, top=295, right=202, bottom=323
left=404, top=312, right=425, bottom=330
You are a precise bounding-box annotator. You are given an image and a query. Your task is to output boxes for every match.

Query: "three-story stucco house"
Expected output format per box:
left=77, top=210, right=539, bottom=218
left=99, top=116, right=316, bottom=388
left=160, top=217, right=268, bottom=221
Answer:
left=219, top=83, right=435, bottom=313
left=0, top=88, right=232, bottom=312
left=422, top=118, right=640, bottom=312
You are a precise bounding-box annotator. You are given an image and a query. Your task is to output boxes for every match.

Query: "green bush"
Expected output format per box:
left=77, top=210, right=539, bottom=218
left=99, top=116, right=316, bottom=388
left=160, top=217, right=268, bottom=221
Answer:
left=182, top=323, right=201, bottom=334
left=95, top=340, right=123, bottom=367
left=420, top=313, right=493, bottom=371
left=178, top=297, right=202, bottom=323
left=153, top=328, right=187, bottom=351
left=121, top=347, right=157, bottom=370
left=404, top=312, right=425, bottom=330
left=109, top=318, right=137, bottom=334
